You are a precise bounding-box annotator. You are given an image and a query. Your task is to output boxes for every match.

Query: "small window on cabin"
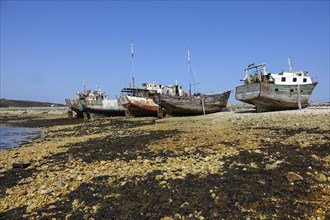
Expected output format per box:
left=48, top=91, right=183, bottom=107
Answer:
left=303, top=78, right=307, bottom=83
left=293, top=78, right=297, bottom=82
left=281, top=77, right=286, bottom=82
left=275, top=88, right=279, bottom=92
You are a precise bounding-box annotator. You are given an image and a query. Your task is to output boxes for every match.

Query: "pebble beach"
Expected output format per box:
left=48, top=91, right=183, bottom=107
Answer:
left=0, top=107, right=329, bottom=219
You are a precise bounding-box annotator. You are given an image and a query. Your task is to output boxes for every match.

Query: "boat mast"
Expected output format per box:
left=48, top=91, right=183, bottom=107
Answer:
left=188, top=48, right=191, bottom=96
left=187, top=48, right=199, bottom=95
left=131, top=41, right=135, bottom=88
left=288, top=57, right=293, bottom=72
left=83, top=80, right=86, bottom=93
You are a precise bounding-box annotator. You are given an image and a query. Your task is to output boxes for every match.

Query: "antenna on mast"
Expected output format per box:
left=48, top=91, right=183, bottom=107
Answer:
left=131, top=40, right=135, bottom=88
left=288, top=57, right=293, bottom=72
left=83, top=80, right=86, bottom=93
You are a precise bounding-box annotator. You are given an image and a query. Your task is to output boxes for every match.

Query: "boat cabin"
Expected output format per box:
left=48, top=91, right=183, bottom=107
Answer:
left=121, top=81, right=163, bottom=98
left=271, top=71, right=313, bottom=85
left=85, top=90, right=107, bottom=105
left=162, top=85, right=185, bottom=96
left=242, top=63, right=315, bottom=85
left=121, top=88, right=151, bottom=98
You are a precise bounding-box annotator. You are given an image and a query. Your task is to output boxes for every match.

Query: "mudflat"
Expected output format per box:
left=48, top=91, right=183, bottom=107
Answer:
left=0, top=107, right=329, bottom=219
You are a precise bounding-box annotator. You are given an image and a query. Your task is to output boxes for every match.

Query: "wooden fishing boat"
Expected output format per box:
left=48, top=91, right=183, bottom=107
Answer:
left=83, top=90, right=126, bottom=117
left=235, top=60, right=318, bottom=112
left=153, top=49, right=231, bottom=116
left=118, top=82, right=166, bottom=118
left=65, top=83, right=90, bottom=118
left=154, top=85, right=231, bottom=116
left=117, top=41, right=165, bottom=118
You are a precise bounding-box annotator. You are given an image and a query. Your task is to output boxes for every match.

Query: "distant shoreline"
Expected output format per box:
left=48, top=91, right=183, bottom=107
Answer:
left=0, top=98, right=65, bottom=108
left=0, top=107, right=69, bottom=125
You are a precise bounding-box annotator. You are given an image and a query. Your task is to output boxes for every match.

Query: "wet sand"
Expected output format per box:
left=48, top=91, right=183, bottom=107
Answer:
left=0, top=107, right=329, bottom=219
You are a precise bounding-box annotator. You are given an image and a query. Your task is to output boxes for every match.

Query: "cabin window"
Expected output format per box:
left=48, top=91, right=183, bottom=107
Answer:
left=293, top=78, right=297, bottom=82
left=275, top=88, right=279, bottom=92
left=281, top=77, right=286, bottom=82
left=303, top=78, right=307, bottom=83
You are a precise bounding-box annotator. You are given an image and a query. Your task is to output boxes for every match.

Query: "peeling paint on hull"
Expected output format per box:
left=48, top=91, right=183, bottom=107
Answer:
left=84, top=99, right=126, bottom=117
left=83, top=107, right=126, bottom=117
left=122, top=96, right=161, bottom=117
left=124, top=104, right=159, bottom=117
left=65, top=98, right=84, bottom=118
left=156, top=90, right=231, bottom=116
left=235, top=82, right=317, bottom=111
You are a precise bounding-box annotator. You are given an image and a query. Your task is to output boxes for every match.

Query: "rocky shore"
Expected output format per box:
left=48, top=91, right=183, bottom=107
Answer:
left=0, top=107, right=329, bottom=219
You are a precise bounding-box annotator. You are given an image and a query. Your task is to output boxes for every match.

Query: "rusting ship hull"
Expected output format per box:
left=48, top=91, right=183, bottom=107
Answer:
left=119, top=96, right=164, bottom=118
left=155, top=90, right=231, bottom=116
left=235, top=82, right=318, bottom=111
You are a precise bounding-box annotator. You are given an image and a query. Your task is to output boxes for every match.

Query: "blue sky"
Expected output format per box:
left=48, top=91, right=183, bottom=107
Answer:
left=1, top=0, right=329, bottom=104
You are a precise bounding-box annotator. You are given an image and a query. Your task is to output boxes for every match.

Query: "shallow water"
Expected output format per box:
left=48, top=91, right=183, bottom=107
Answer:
left=0, top=124, right=41, bottom=150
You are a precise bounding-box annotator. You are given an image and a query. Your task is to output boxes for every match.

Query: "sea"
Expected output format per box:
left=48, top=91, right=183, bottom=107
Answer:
left=0, top=124, right=41, bottom=150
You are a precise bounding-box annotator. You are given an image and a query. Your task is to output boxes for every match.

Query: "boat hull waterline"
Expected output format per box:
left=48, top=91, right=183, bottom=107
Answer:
left=120, top=96, right=164, bottom=117
left=236, top=82, right=317, bottom=111
left=84, top=99, right=126, bottom=117
left=155, top=90, right=231, bottom=116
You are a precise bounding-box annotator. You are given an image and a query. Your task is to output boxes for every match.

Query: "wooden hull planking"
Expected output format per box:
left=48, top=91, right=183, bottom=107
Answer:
left=235, top=82, right=317, bottom=111
left=156, top=90, right=231, bottom=116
